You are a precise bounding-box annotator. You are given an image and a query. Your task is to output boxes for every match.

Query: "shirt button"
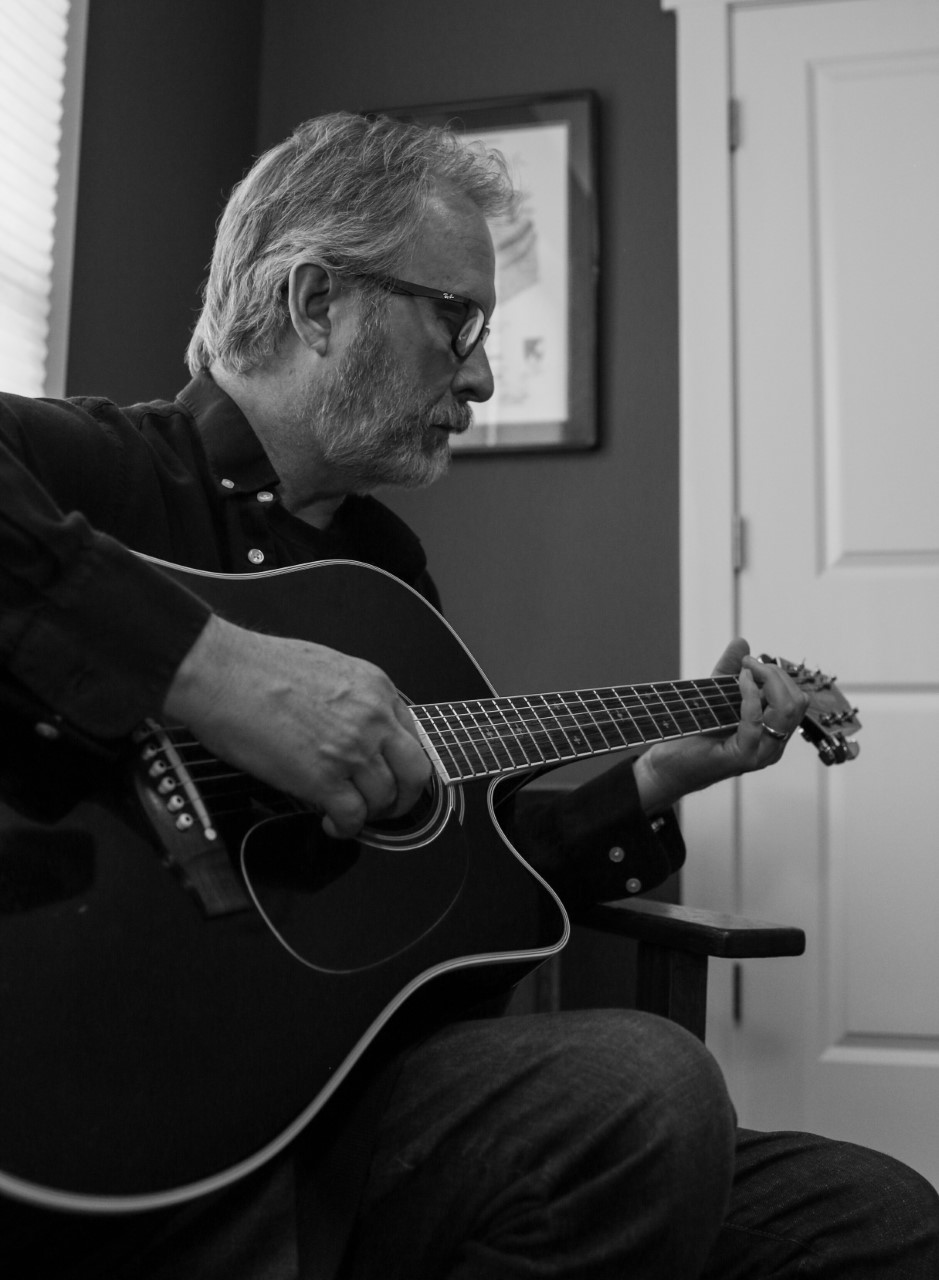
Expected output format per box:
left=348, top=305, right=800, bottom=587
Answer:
left=626, top=877, right=642, bottom=894
left=221, top=478, right=235, bottom=489
left=247, top=548, right=265, bottom=565
left=608, top=846, right=625, bottom=863
left=257, top=490, right=275, bottom=503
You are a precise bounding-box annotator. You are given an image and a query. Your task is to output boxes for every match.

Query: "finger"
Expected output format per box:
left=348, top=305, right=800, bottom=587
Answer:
left=736, top=667, right=765, bottom=752
left=384, top=716, right=433, bottom=816
left=760, top=721, right=791, bottom=743
left=393, top=697, right=424, bottom=742
left=736, top=664, right=792, bottom=757
left=320, top=783, right=369, bottom=840
left=350, top=753, right=399, bottom=820
left=743, top=656, right=809, bottom=732
left=712, top=637, right=751, bottom=677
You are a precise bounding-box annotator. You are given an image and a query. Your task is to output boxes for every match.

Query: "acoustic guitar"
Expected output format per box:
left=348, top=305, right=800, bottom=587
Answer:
left=0, top=557, right=860, bottom=1213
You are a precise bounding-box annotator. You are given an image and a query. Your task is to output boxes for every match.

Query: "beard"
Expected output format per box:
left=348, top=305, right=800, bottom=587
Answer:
left=297, top=297, right=473, bottom=493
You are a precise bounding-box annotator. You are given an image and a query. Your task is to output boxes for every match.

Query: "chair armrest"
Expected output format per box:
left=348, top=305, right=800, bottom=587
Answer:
left=574, top=898, right=805, bottom=958
left=572, top=899, right=805, bottom=1039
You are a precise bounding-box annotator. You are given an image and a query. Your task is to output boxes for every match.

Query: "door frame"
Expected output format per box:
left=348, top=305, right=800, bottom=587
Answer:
left=661, top=1, right=737, bottom=863
left=662, top=0, right=793, bottom=1055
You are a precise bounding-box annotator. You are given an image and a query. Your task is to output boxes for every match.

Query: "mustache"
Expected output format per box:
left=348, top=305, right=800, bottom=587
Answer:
left=425, top=401, right=473, bottom=435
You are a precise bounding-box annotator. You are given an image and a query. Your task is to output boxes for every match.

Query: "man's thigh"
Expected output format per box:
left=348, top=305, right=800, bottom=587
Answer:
left=343, top=1009, right=736, bottom=1280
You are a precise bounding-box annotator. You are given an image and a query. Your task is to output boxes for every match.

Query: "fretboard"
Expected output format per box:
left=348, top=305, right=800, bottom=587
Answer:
left=412, top=676, right=742, bottom=784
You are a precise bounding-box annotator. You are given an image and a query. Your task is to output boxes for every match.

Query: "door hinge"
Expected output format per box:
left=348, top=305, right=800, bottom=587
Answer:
left=732, top=513, right=747, bottom=573
left=729, top=97, right=742, bottom=152
left=733, top=962, right=744, bottom=1025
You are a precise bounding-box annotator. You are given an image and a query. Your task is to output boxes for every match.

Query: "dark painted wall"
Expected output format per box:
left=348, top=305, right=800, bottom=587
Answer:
left=67, top=0, right=263, bottom=402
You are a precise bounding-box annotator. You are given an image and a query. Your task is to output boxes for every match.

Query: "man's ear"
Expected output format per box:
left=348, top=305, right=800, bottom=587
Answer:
left=285, top=263, right=341, bottom=354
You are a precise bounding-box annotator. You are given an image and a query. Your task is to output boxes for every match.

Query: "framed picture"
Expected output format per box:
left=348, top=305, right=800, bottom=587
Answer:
left=379, top=92, right=599, bottom=453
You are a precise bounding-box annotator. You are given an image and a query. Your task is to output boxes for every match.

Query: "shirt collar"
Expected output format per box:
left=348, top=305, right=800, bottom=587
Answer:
left=176, top=371, right=280, bottom=495
left=172, top=372, right=431, bottom=589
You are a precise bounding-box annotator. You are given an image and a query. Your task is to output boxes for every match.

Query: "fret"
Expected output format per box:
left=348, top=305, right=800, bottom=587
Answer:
left=672, top=678, right=739, bottom=730
left=576, top=689, right=637, bottom=752
left=475, top=701, right=531, bottom=769
left=592, top=688, right=647, bottom=748
left=460, top=701, right=520, bottom=772
left=562, top=696, right=606, bottom=752
left=484, top=698, right=547, bottom=766
left=654, top=681, right=712, bottom=736
left=555, top=691, right=610, bottom=754
left=413, top=704, right=478, bottom=781
left=450, top=701, right=500, bottom=775
left=608, top=687, right=669, bottom=744
left=703, top=677, right=742, bottom=723
left=637, top=684, right=685, bottom=738
left=414, top=675, right=746, bottom=785
left=519, top=694, right=580, bottom=763
left=497, top=696, right=554, bottom=765
left=582, top=689, right=634, bottom=751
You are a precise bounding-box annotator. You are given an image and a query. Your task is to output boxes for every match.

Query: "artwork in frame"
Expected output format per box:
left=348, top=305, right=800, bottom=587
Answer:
left=377, top=92, right=599, bottom=453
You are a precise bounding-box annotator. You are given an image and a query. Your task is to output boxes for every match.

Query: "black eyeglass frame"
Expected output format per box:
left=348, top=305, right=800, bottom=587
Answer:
left=363, top=275, right=490, bottom=360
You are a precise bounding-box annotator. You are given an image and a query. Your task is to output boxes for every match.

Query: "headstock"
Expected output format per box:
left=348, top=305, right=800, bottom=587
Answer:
left=761, top=656, right=861, bottom=766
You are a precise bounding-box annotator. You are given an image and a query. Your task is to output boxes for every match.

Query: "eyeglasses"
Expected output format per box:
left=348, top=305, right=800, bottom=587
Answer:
left=365, top=275, right=490, bottom=360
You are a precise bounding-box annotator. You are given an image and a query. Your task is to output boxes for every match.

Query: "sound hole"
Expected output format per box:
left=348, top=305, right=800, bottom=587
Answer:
left=359, top=774, right=453, bottom=850
left=242, top=781, right=467, bottom=973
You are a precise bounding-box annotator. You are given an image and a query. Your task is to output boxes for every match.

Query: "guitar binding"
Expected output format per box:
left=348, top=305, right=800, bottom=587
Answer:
left=359, top=771, right=461, bottom=851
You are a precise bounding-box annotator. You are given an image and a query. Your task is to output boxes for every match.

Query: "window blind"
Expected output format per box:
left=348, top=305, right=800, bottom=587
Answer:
left=0, top=0, right=71, bottom=396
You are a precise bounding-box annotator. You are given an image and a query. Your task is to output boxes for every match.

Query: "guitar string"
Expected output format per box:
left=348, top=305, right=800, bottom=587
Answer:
left=160, top=683, right=742, bottom=767
left=414, top=681, right=741, bottom=751
left=138, top=677, right=746, bottom=797
left=413, top=680, right=743, bottom=779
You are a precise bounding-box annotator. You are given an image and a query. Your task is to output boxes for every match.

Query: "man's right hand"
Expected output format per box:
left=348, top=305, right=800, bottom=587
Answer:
left=162, top=614, right=431, bottom=838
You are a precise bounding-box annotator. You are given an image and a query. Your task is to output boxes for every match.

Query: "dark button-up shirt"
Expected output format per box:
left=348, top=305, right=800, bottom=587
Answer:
left=0, top=373, right=683, bottom=903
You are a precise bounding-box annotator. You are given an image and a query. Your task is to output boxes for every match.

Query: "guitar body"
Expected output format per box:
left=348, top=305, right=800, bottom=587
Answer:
left=0, top=560, right=568, bottom=1212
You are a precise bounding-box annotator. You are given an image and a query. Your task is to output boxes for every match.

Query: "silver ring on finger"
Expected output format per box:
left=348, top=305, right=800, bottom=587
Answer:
left=761, top=721, right=789, bottom=742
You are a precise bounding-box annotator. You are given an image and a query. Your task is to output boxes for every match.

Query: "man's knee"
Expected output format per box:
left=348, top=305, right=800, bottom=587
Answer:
left=550, top=1010, right=737, bottom=1196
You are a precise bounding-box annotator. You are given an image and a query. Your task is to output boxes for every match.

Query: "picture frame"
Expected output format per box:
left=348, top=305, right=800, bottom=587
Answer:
left=377, top=92, right=599, bottom=453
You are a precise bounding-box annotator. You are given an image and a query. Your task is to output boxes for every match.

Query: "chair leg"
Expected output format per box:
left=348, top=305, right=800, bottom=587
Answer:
left=634, top=942, right=710, bottom=1040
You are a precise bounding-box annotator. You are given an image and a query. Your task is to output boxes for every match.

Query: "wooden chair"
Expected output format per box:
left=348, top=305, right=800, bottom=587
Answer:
left=572, top=898, right=806, bottom=1040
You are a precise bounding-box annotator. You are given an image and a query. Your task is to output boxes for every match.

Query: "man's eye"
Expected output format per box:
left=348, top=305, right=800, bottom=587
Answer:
left=434, top=302, right=466, bottom=336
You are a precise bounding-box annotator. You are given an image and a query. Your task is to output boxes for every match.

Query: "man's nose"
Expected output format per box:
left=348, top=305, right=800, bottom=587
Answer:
left=452, top=342, right=495, bottom=403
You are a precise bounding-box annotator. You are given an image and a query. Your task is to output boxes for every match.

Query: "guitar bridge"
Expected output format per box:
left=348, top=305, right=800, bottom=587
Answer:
left=132, top=719, right=252, bottom=917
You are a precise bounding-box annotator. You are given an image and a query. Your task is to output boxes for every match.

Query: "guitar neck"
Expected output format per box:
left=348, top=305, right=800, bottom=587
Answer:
left=412, top=676, right=742, bottom=784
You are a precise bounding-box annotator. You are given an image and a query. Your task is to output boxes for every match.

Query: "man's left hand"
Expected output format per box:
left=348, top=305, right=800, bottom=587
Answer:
left=632, top=638, right=809, bottom=815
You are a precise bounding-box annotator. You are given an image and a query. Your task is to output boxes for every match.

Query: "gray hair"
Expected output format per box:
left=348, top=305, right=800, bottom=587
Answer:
left=186, top=111, right=516, bottom=375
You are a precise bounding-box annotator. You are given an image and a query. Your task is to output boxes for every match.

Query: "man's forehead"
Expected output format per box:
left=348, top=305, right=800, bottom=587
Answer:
left=402, top=189, right=496, bottom=308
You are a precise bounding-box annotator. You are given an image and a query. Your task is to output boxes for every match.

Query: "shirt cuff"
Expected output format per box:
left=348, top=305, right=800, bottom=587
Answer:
left=503, top=758, right=686, bottom=908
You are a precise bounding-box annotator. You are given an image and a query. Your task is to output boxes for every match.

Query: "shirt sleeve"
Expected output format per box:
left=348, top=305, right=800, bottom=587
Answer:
left=498, top=757, right=686, bottom=907
left=0, top=407, right=211, bottom=739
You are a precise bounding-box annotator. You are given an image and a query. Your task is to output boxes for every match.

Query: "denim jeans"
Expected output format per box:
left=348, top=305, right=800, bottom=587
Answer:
left=7, top=1009, right=938, bottom=1277
left=341, top=1010, right=939, bottom=1279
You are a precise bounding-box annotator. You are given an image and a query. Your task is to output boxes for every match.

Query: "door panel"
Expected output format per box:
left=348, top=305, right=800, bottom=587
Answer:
left=730, top=0, right=939, bottom=1183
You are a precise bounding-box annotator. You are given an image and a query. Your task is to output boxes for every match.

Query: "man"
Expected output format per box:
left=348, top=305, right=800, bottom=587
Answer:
left=1, top=112, right=937, bottom=1278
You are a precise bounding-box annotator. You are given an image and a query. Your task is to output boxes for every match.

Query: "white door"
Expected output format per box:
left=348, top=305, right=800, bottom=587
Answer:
left=722, top=0, right=939, bottom=1185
